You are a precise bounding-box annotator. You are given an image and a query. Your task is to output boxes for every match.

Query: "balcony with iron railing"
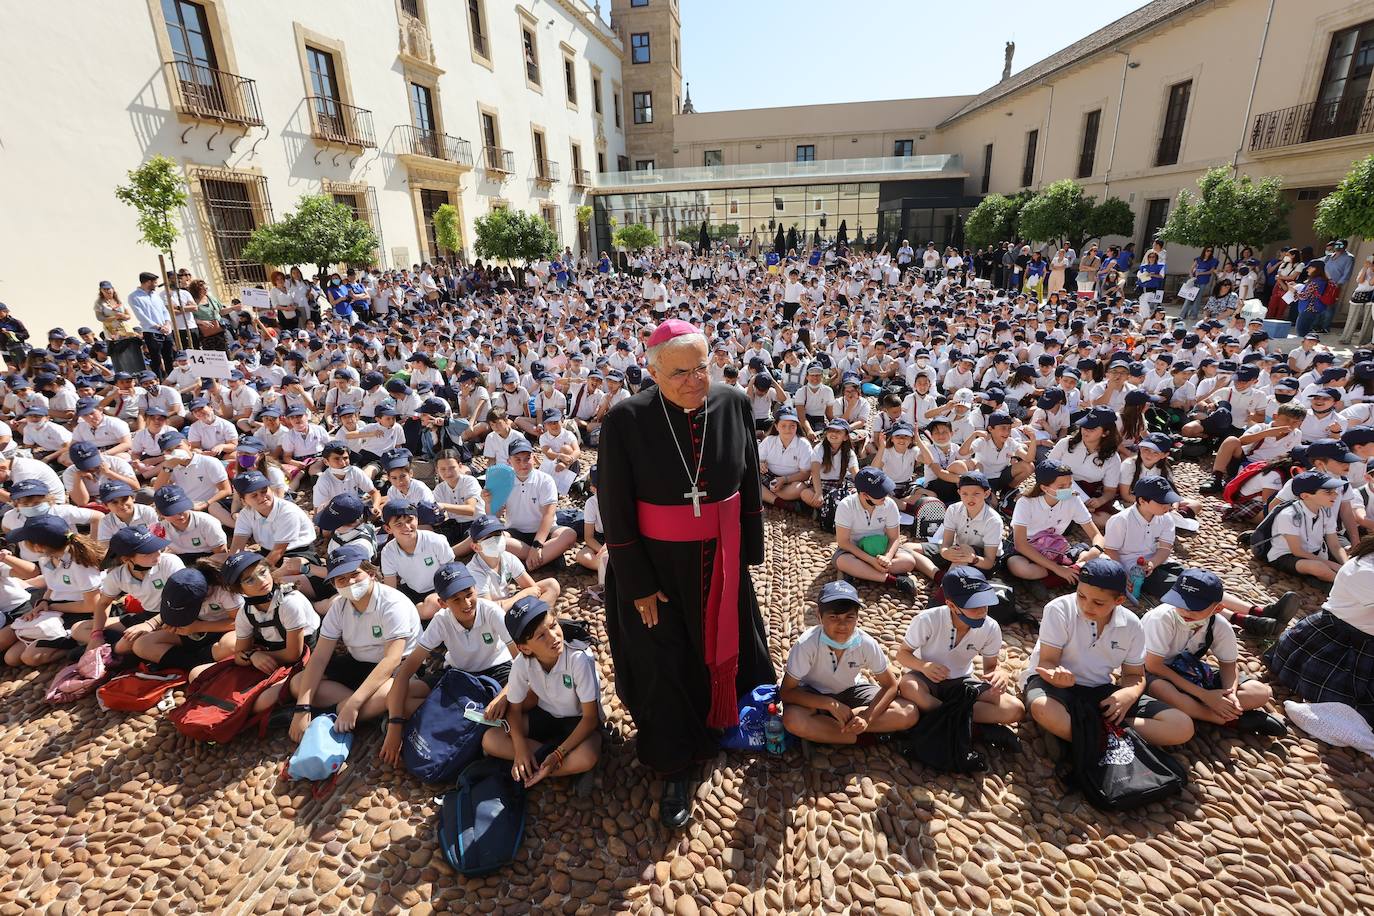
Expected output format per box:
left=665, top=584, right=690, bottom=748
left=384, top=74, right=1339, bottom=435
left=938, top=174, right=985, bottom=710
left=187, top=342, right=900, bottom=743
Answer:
left=164, top=60, right=264, bottom=127
left=572, top=168, right=592, bottom=189
left=484, top=146, right=515, bottom=176
left=307, top=98, right=376, bottom=148
left=397, top=125, right=473, bottom=168
left=1250, top=90, right=1374, bottom=152
left=535, top=159, right=560, bottom=186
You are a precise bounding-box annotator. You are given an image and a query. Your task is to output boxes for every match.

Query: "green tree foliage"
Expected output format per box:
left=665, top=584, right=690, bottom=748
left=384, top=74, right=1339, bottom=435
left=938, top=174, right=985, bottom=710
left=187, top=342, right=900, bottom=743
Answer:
left=472, top=208, right=559, bottom=263
left=114, top=155, right=189, bottom=257
left=242, top=194, right=378, bottom=275
left=1083, top=196, right=1136, bottom=247
left=1017, top=179, right=1135, bottom=250
left=432, top=203, right=462, bottom=255
left=707, top=222, right=740, bottom=242
left=575, top=205, right=594, bottom=226
left=612, top=222, right=660, bottom=250
left=1159, top=167, right=1291, bottom=262
left=1314, top=154, right=1374, bottom=242
left=964, top=191, right=1031, bottom=249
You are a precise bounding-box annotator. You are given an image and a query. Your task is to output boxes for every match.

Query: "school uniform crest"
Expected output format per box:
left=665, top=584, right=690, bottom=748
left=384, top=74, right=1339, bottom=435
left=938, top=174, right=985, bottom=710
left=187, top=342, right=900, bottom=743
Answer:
left=424, top=556, right=434, bottom=566
left=191, top=537, right=202, bottom=546
left=562, top=674, right=573, bottom=688
left=153, top=579, right=165, bottom=589
left=372, top=625, right=383, bottom=637
left=62, top=574, right=71, bottom=585
left=482, top=632, right=494, bottom=644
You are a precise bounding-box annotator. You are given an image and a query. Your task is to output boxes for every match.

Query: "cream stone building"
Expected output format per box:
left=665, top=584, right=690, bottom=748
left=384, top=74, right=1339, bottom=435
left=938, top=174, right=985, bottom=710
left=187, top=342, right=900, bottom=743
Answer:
left=1, top=0, right=626, bottom=331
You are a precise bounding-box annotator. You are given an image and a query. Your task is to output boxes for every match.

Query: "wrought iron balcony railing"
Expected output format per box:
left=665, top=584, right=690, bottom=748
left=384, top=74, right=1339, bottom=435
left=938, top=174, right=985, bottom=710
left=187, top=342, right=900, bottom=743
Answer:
left=1250, top=90, right=1374, bottom=151
left=484, top=146, right=515, bottom=174
left=399, top=125, right=474, bottom=166
left=165, top=60, right=264, bottom=126
left=307, top=97, right=376, bottom=148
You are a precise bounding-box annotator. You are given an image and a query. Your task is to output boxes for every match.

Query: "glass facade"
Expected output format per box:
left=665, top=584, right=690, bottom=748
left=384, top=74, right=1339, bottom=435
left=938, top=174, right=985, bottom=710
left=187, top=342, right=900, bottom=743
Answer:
left=593, top=182, right=881, bottom=250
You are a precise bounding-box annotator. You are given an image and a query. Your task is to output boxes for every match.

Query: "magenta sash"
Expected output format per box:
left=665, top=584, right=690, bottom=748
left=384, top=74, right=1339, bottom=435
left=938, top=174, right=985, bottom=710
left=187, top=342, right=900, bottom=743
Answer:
left=636, top=492, right=741, bottom=728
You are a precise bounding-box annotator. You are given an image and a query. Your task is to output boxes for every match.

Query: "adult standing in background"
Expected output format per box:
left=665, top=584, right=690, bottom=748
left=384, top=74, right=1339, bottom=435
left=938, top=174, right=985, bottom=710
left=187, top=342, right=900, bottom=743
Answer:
left=162, top=271, right=197, bottom=349
left=188, top=279, right=227, bottom=352
left=1339, top=254, right=1374, bottom=346
left=598, top=319, right=774, bottom=829
left=128, top=271, right=174, bottom=378
left=1320, top=240, right=1355, bottom=335
left=93, top=281, right=145, bottom=374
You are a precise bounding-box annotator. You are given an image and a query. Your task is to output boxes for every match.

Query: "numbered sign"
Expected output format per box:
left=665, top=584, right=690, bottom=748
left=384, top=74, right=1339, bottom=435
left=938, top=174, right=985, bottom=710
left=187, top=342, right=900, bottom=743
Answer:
left=185, top=349, right=232, bottom=379
left=239, top=287, right=273, bottom=310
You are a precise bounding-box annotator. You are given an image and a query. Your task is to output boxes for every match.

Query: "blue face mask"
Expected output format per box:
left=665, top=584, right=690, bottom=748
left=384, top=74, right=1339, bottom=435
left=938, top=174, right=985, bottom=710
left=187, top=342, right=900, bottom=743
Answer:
left=1055, top=488, right=1076, bottom=502
left=955, top=610, right=987, bottom=629
left=820, top=631, right=862, bottom=651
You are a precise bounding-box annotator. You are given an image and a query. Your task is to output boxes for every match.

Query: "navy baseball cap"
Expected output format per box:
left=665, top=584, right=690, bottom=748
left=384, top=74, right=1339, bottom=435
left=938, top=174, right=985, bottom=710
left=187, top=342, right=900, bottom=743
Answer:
left=504, top=595, right=551, bottom=643
left=9, top=479, right=50, bottom=500
left=1308, top=438, right=1358, bottom=464
left=818, top=579, right=862, bottom=611
left=469, top=514, right=506, bottom=542
left=380, top=448, right=413, bottom=470
left=1292, top=470, right=1344, bottom=496
left=1077, top=407, right=1116, bottom=429
left=1138, top=432, right=1175, bottom=453
left=1133, top=476, right=1181, bottom=504
left=97, top=480, right=136, bottom=503
left=232, top=470, right=271, bottom=495
left=1078, top=557, right=1128, bottom=593
left=433, top=562, right=477, bottom=599
left=941, top=565, right=998, bottom=609
left=957, top=471, right=991, bottom=490
left=153, top=484, right=194, bottom=516
left=157, top=430, right=186, bottom=449
left=1035, top=459, right=1073, bottom=484
left=75, top=399, right=100, bottom=417
left=69, top=441, right=102, bottom=470
left=160, top=568, right=209, bottom=628
left=508, top=439, right=533, bottom=456
left=325, top=543, right=373, bottom=580
left=316, top=493, right=366, bottom=530
left=8, top=514, right=73, bottom=549
left=1161, top=568, right=1225, bottom=612
left=854, top=466, right=894, bottom=498
left=107, top=525, right=170, bottom=557
left=381, top=500, right=418, bottom=523
left=985, top=411, right=1013, bottom=428
left=1343, top=426, right=1374, bottom=447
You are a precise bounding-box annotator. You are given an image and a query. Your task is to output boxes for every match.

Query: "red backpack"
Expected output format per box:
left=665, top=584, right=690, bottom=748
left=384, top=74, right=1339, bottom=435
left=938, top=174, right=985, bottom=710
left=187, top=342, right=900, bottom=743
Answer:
left=169, top=657, right=299, bottom=743
left=96, top=665, right=188, bottom=712
left=1222, top=458, right=1298, bottom=505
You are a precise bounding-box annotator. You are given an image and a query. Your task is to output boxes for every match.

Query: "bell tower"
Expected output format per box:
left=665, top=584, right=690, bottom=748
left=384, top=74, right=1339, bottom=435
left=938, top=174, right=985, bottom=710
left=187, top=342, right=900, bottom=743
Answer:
left=609, top=0, right=682, bottom=170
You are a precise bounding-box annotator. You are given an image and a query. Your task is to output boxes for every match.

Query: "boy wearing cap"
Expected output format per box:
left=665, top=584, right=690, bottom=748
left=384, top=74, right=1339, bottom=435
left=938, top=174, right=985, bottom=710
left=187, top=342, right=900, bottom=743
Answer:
left=465, top=514, right=561, bottom=609
left=380, top=448, right=435, bottom=505
left=20, top=406, right=72, bottom=462
left=537, top=410, right=582, bottom=496
left=380, top=501, right=456, bottom=620
left=94, top=480, right=158, bottom=545
left=1141, top=569, right=1286, bottom=737
left=379, top=562, right=516, bottom=768
left=833, top=467, right=920, bottom=596
left=480, top=596, right=602, bottom=791
left=312, top=441, right=382, bottom=512
left=1263, top=471, right=1348, bottom=583
left=495, top=441, right=578, bottom=573
left=151, top=431, right=233, bottom=524
left=69, top=396, right=133, bottom=457
left=912, top=472, right=1004, bottom=581
left=63, top=442, right=139, bottom=508
left=1199, top=402, right=1307, bottom=495
left=185, top=399, right=239, bottom=459
left=280, top=406, right=330, bottom=492
left=480, top=408, right=526, bottom=467
left=1024, top=558, right=1195, bottom=753
left=0, top=479, right=99, bottom=538
left=779, top=580, right=918, bottom=747
left=289, top=545, right=422, bottom=740
left=959, top=412, right=1031, bottom=494
left=130, top=566, right=241, bottom=678
left=229, top=471, right=317, bottom=570
left=897, top=565, right=1024, bottom=746
left=153, top=484, right=227, bottom=563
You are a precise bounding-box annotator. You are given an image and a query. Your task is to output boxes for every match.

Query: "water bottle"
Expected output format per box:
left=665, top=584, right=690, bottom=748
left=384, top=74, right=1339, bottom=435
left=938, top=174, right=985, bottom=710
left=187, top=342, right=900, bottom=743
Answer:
left=764, top=703, right=786, bottom=756
left=1127, top=557, right=1148, bottom=601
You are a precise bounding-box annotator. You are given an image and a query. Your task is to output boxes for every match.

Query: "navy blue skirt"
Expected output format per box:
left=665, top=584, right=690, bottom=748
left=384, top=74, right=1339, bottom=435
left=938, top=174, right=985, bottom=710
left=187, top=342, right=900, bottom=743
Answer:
left=1264, top=610, right=1374, bottom=726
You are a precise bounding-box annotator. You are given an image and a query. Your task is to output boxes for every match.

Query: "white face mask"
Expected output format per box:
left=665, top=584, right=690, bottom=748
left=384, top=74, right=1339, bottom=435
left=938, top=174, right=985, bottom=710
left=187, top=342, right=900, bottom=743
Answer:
left=478, top=535, right=506, bottom=558
left=330, top=467, right=349, bottom=479
left=19, top=504, right=49, bottom=518
left=341, top=576, right=372, bottom=602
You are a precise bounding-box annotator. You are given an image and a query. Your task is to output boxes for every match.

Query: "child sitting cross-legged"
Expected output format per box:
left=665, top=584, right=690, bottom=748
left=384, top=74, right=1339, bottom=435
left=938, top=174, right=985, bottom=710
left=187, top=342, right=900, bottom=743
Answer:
left=832, top=467, right=921, bottom=596
left=897, top=565, right=1024, bottom=752
left=1142, top=568, right=1287, bottom=737
left=480, top=596, right=601, bottom=793
left=779, top=580, right=919, bottom=750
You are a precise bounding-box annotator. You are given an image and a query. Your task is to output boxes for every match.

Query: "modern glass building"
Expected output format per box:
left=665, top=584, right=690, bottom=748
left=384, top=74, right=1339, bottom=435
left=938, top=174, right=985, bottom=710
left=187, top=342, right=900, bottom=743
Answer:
left=590, top=155, right=982, bottom=254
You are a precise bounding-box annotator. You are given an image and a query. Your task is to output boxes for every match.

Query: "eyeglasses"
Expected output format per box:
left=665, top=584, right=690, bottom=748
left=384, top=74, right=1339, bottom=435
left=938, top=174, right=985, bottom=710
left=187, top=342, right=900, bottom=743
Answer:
left=667, top=364, right=709, bottom=382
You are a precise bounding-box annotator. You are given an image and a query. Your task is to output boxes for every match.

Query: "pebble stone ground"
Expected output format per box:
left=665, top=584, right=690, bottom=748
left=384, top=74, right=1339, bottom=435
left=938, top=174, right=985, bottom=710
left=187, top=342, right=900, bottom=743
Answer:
left=1, top=459, right=1373, bottom=916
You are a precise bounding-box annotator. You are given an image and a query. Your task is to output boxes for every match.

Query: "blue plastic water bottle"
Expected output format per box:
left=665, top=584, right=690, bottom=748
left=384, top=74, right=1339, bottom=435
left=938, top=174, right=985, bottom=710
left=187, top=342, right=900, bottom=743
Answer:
left=764, top=703, right=786, bottom=756
left=1127, top=558, right=1147, bottom=601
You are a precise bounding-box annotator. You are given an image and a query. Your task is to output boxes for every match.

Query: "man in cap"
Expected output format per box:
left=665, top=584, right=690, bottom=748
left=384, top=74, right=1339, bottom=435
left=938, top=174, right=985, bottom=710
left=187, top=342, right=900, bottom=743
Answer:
left=598, top=319, right=775, bottom=828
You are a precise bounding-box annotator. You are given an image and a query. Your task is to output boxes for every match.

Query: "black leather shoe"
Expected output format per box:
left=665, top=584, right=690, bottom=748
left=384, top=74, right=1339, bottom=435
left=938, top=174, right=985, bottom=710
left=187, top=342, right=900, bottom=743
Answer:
left=659, top=776, right=692, bottom=829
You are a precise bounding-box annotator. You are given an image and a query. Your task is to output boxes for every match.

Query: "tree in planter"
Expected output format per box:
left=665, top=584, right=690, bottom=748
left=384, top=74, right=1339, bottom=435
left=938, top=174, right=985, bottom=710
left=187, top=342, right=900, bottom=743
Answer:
left=114, top=155, right=189, bottom=349
left=242, top=193, right=378, bottom=278
left=1017, top=179, right=1135, bottom=251
left=1314, top=154, right=1374, bottom=243
left=472, top=208, right=558, bottom=263
left=575, top=205, right=594, bottom=227
left=963, top=191, right=1032, bottom=250
left=1158, top=167, right=1291, bottom=264
left=612, top=222, right=659, bottom=251
left=432, top=203, right=462, bottom=260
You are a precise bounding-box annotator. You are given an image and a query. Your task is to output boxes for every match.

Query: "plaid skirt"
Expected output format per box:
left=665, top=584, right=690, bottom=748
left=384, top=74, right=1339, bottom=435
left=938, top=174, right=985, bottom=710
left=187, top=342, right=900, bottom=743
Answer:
left=1264, top=610, right=1374, bottom=725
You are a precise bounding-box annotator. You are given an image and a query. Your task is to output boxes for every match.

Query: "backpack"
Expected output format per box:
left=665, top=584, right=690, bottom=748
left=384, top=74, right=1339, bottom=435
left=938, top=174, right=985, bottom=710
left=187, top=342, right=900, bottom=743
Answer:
left=910, top=495, right=946, bottom=542
left=556, top=617, right=599, bottom=649
left=895, top=679, right=985, bottom=773
left=1064, top=683, right=1188, bottom=811
left=720, top=682, right=794, bottom=752
left=96, top=664, right=188, bottom=713
left=284, top=713, right=353, bottom=796
left=931, top=574, right=1027, bottom=628
left=402, top=670, right=501, bottom=783
left=1222, top=458, right=1294, bottom=506
left=436, top=757, right=527, bottom=877
left=1244, top=498, right=1298, bottom=560
left=169, top=657, right=297, bottom=743
left=45, top=643, right=113, bottom=704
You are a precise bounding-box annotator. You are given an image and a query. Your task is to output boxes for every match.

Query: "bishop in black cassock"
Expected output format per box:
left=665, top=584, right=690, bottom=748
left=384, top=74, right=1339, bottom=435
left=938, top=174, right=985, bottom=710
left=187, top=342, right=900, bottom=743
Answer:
left=598, top=327, right=774, bottom=829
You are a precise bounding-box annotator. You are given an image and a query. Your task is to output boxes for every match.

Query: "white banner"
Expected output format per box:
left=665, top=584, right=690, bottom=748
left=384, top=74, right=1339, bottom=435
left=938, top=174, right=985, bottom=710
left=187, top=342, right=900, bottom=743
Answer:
left=185, top=348, right=232, bottom=379
left=239, top=287, right=272, bottom=310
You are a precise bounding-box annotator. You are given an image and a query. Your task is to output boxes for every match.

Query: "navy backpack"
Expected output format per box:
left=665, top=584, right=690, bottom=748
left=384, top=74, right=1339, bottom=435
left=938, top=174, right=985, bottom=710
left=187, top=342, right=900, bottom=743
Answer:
left=403, top=670, right=501, bottom=783
left=437, top=757, right=526, bottom=876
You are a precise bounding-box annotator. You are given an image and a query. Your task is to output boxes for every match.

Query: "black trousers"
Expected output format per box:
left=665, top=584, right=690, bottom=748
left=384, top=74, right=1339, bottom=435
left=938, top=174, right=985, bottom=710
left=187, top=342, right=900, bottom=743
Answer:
left=142, top=331, right=175, bottom=377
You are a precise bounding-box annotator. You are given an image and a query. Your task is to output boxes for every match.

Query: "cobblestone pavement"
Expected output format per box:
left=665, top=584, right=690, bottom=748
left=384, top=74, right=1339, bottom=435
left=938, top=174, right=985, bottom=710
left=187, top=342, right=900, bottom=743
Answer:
left=1, top=462, right=1372, bottom=915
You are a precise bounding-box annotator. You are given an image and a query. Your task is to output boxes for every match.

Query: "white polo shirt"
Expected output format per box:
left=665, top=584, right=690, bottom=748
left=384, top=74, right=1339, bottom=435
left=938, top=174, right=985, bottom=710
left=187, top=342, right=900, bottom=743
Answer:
left=876, top=446, right=919, bottom=486
left=354, top=422, right=406, bottom=454
left=167, top=453, right=229, bottom=503
left=1022, top=594, right=1146, bottom=689
left=71, top=415, right=131, bottom=449
left=281, top=423, right=330, bottom=459
left=381, top=530, right=456, bottom=590
left=39, top=554, right=104, bottom=602
left=932, top=502, right=1004, bottom=551
left=312, top=466, right=378, bottom=509
left=233, top=495, right=317, bottom=551
left=1324, top=553, right=1374, bottom=634
left=756, top=435, right=808, bottom=477
left=159, top=510, right=227, bottom=554
left=792, top=384, right=835, bottom=418
left=785, top=625, right=887, bottom=695
left=584, top=493, right=602, bottom=534
left=96, top=503, right=160, bottom=544
left=1048, top=439, right=1121, bottom=492
left=188, top=416, right=238, bottom=451
left=100, top=553, right=185, bottom=613
left=482, top=429, right=527, bottom=466
left=1010, top=493, right=1092, bottom=536
left=1268, top=499, right=1338, bottom=562
left=902, top=605, right=1003, bottom=679
left=235, top=587, right=318, bottom=647
left=319, top=582, right=421, bottom=663
left=505, top=469, right=558, bottom=534
left=418, top=598, right=513, bottom=671
left=833, top=493, right=900, bottom=539
left=466, top=551, right=528, bottom=599
left=434, top=475, right=482, bottom=510
left=62, top=455, right=137, bottom=494
left=23, top=421, right=71, bottom=453
left=1141, top=604, right=1238, bottom=665
left=971, top=436, right=1019, bottom=477
left=506, top=643, right=600, bottom=718
left=1103, top=505, right=1176, bottom=568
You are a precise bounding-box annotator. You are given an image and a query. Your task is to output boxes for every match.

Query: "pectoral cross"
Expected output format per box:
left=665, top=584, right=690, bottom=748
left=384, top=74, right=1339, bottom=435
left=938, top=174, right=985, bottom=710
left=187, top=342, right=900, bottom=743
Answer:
left=684, top=485, right=706, bottom=517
